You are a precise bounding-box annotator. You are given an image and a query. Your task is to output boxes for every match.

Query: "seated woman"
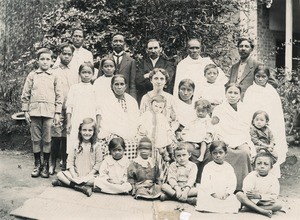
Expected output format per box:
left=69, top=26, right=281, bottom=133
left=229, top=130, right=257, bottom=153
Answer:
left=140, top=68, right=178, bottom=131
left=98, top=74, right=139, bottom=151
left=212, top=83, right=254, bottom=191
left=243, top=64, right=288, bottom=177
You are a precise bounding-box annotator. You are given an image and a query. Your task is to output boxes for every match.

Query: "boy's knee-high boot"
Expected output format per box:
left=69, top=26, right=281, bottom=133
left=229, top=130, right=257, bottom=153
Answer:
left=31, top=152, right=41, bottom=178
left=49, top=137, right=60, bottom=175
left=40, top=152, right=50, bottom=178
left=73, top=185, right=92, bottom=197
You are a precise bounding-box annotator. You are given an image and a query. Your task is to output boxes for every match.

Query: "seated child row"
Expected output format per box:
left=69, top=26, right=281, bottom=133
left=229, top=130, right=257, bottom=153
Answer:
left=52, top=118, right=282, bottom=217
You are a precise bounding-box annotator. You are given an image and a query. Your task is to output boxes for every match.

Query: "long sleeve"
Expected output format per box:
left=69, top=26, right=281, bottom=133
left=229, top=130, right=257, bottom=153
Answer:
left=167, top=163, right=179, bottom=188
left=54, top=74, right=63, bottom=113
left=65, top=86, right=75, bottom=114
left=127, top=161, right=136, bottom=185
left=92, top=143, right=103, bottom=172
left=200, top=165, right=214, bottom=194
left=186, top=163, right=197, bottom=188
left=250, top=126, right=264, bottom=146
left=21, top=72, right=34, bottom=112
left=99, top=159, right=110, bottom=179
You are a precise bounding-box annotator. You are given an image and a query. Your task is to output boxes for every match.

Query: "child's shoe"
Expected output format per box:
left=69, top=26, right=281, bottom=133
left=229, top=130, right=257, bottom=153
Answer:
left=31, top=160, right=41, bottom=178
left=40, top=162, right=49, bottom=178
left=52, top=179, right=64, bottom=187
left=186, top=197, right=197, bottom=206
left=74, top=185, right=92, bottom=197
left=160, top=193, right=169, bottom=201
left=61, top=162, right=67, bottom=171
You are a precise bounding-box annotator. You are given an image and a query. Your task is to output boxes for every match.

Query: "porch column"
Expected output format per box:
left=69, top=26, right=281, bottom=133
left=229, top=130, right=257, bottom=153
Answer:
left=285, top=0, right=293, bottom=80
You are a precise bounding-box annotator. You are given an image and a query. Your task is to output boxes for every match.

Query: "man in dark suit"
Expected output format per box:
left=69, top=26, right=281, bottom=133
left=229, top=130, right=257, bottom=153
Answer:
left=227, top=37, right=277, bottom=99
left=109, top=34, right=137, bottom=99
left=136, top=39, right=175, bottom=103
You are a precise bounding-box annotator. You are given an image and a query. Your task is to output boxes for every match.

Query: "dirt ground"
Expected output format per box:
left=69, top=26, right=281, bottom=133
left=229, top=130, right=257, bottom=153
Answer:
left=0, top=146, right=300, bottom=220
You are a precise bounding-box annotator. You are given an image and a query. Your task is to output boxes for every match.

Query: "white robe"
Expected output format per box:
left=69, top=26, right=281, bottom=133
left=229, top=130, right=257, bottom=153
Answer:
left=98, top=93, right=139, bottom=140
left=66, top=82, right=100, bottom=154
left=243, top=83, right=288, bottom=165
left=196, top=161, right=240, bottom=213
left=173, top=55, right=227, bottom=98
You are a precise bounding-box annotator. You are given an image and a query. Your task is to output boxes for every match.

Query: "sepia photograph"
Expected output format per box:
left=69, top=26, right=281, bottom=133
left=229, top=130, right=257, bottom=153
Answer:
left=0, top=0, right=300, bottom=219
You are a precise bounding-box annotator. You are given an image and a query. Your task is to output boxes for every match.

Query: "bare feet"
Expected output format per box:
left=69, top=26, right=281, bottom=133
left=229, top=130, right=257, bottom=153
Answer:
left=260, top=209, right=273, bottom=218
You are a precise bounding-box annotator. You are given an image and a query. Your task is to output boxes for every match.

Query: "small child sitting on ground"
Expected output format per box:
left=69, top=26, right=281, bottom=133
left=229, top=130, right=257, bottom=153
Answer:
left=127, top=137, right=162, bottom=199
left=236, top=151, right=282, bottom=218
left=196, top=140, right=240, bottom=213
left=52, top=118, right=103, bottom=197
left=93, top=137, right=132, bottom=194
left=160, top=142, right=198, bottom=205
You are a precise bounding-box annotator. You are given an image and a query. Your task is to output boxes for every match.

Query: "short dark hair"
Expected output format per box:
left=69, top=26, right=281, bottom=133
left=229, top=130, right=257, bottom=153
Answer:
left=253, top=151, right=277, bottom=168
left=111, top=74, right=127, bottom=85
left=108, top=137, right=126, bottom=152
left=254, top=64, right=271, bottom=78
left=72, top=28, right=85, bottom=38
left=147, top=39, right=161, bottom=48
left=59, top=43, right=75, bottom=54
left=204, top=63, right=218, bottom=75
left=237, top=37, right=254, bottom=49
left=36, top=48, right=53, bottom=59
left=225, top=83, right=242, bottom=93
left=252, top=110, right=270, bottom=125
left=209, top=141, right=227, bottom=154
left=178, top=79, right=195, bottom=101
left=78, top=61, right=94, bottom=74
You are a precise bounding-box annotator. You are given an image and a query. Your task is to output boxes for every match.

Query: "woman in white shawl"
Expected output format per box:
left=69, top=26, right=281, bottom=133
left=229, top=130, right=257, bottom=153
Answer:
left=212, top=83, right=254, bottom=191
left=174, top=79, right=212, bottom=183
left=243, top=64, right=288, bottom=177
left=98, top=74, right=139, bottom=140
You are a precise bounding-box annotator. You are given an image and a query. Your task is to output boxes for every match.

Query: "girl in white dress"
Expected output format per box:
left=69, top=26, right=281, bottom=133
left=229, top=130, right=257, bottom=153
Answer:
left=66, top=62, right=101, bottom=154
left=94, top=137, right=131, bottom=194
left=196, top=141, right=240, bottom=213
left=94, top=57, right=116, bottom=99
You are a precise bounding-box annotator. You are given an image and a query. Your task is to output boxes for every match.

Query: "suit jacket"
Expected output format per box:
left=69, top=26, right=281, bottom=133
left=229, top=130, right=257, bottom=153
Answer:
left=99, top=52, right=137, bottom=99
left=136, top=56, right=175, bottom=103
left=226, top=57, right=277, bottom=99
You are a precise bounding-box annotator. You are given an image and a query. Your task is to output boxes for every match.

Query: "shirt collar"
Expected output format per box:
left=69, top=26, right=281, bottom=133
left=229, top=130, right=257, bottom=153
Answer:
left=113, top=51, right=124, bottom=57
left=106, top=155, right=128, bottom=167
left=133, top=155, right=155, bottom=168
left=35, top=68, right=52, bottom=75
left=58, top=63, right=70, bottom=69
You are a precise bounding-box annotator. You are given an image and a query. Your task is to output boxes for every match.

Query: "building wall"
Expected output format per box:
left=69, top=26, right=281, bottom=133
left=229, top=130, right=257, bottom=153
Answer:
left=256, top=4, right=285, bottom=68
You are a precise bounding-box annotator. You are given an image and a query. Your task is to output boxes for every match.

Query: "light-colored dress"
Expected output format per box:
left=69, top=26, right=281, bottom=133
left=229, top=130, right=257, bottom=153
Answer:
left=98, top=93, right=139, bottom=140
left=181, top=115, right=213, bottom=143
left=196, top=161, right=240, bottom=213
left=93, top=75, right=114, bottom=101
left=243, top=83, right=288, bottom=166
left=198, top=81, right=226, bottom=107
left=66, top=82, right=100, bottom=154
left=127, top=156, right=162, bottom=199
left=140, top=91, right=178, bottom=131
left=175, top=98, right=196, bottom=128
left=94, top=155, right=132, bottom=194
left=212, top=101, right=253, bottom=191
left=138, top=111, right=172, bottom=149
left=61, top=142, right=103, bottom=184
left=242, top=171, right=280, bottom=206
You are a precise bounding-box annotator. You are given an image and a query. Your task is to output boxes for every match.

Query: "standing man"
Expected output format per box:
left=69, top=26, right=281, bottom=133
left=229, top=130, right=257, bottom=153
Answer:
left=104, top=34, right=137, bottom=99
left=226, top=37, right=277, bottom=99
left=173, top=38, right=227, bottom=98
left=136, top=39, right=175, bottom=103
left=54, top=28, right=93, bottom=79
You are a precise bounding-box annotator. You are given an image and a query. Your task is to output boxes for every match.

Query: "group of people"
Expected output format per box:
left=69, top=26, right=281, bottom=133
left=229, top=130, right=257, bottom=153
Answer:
left=20, top=27, right=288, bottom=217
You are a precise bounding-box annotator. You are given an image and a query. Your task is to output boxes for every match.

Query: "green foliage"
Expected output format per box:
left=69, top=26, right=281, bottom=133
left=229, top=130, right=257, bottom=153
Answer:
left=39, top=0, right=242, bottom=68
